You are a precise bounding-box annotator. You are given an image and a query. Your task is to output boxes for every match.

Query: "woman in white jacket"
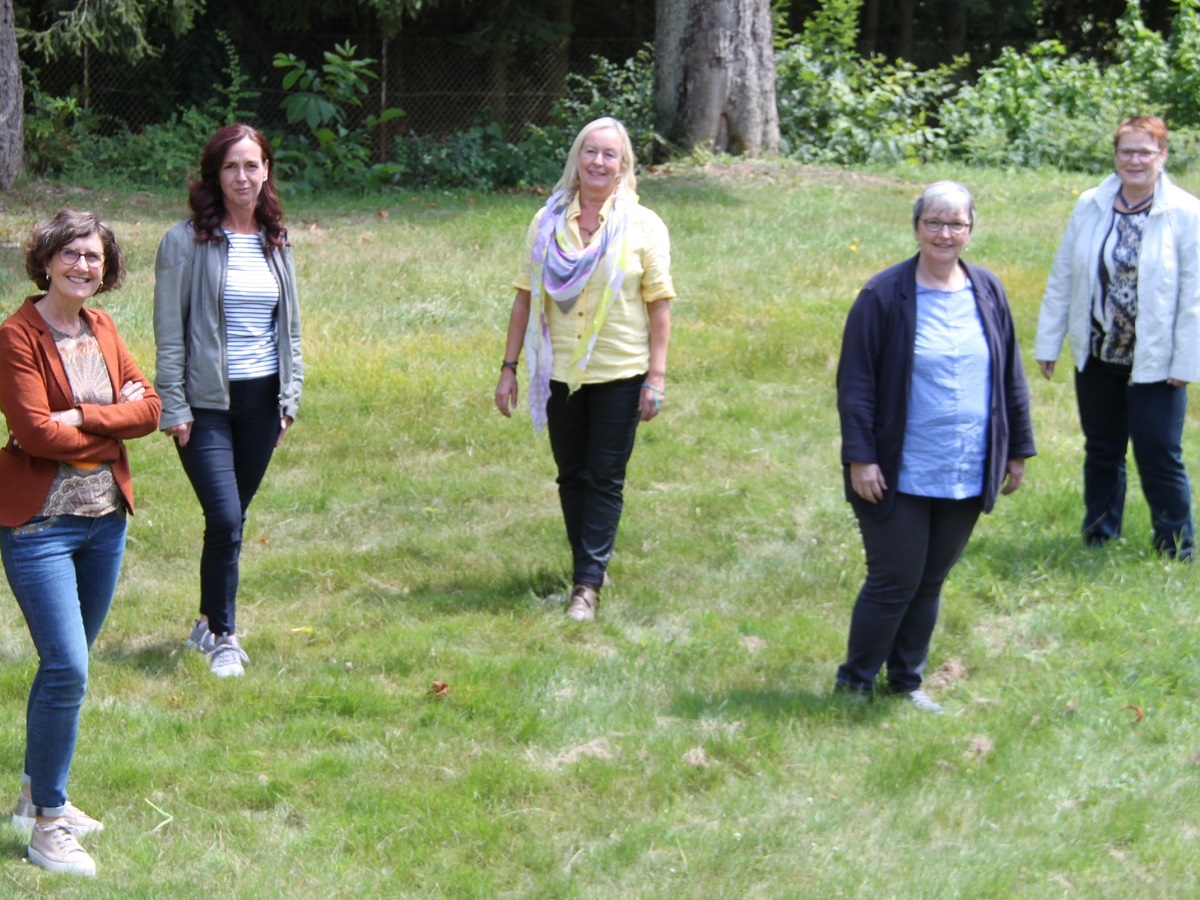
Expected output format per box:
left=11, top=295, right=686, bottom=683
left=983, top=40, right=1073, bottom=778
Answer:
left=1036, top=115, right=1200, bottom=558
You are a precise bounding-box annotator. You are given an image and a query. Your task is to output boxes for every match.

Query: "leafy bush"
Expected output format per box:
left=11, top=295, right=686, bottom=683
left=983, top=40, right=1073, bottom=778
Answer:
left=271, top=41, right=405, bottom=191
left=937, top=41, right=1136, bottom=172
left=938, top=1, right=1200, bottom=173
left=22, top=66, right=105, bottom=176
left=775, top=0, right=960, bottom=165
left=22, top=31, right=251, bottom=187
left=548, top=46, right=663, bottom=163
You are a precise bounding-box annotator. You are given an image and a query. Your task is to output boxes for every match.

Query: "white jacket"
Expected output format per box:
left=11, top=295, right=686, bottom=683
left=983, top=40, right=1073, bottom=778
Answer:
left=1035, top=171, right=1200, bottom=384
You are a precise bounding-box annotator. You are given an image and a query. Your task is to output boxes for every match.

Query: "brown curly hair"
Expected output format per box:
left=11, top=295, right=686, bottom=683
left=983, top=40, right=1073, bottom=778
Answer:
left=24, top=209, right=126, bottom=294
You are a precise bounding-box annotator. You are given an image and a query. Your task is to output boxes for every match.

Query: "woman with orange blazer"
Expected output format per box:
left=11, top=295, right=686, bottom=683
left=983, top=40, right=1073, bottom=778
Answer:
left=0, top=210, right=160, bottom=877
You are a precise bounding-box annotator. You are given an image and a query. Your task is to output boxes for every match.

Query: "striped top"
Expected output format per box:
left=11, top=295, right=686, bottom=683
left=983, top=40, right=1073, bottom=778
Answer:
left=224, top=233, right=280, bottom=380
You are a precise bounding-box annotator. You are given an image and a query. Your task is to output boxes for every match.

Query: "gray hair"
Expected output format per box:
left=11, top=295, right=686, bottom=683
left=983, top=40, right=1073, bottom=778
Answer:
left=912, top=181, right=975, bottom=231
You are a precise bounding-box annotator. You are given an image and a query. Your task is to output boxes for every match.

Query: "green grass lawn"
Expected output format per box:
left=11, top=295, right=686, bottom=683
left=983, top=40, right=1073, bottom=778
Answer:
left=0, top=162, right=1197, bottom=897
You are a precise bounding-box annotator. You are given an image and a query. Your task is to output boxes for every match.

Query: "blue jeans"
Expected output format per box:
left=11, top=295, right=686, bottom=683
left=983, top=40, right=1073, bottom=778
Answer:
left=546, top=376, right=643, bottom=585
left=1075, top=360, right=1194, bottom=555
left=0, top=511, right=127, bottom=814
left=836, top=493, right=981, bottom=694
left=176, top=375, right=280, bottom=636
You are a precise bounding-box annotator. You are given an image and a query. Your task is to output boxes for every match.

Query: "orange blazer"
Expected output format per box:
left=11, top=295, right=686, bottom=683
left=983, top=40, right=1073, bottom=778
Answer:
left=0, top=296, right=161, bottom=526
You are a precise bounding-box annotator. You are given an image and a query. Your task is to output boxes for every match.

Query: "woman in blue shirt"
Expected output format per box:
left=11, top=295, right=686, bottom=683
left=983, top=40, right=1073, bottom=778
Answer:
left=835, top=181, right=1036, bottom=712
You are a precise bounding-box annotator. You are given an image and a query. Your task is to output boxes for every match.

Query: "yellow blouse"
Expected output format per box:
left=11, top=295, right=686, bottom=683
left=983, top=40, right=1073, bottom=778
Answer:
left=514, top=192, right=675, bottom=384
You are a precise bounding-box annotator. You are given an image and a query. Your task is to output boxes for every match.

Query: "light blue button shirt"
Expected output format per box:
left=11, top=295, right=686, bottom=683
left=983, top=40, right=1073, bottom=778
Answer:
left=898, top=284, right=991, bottom=499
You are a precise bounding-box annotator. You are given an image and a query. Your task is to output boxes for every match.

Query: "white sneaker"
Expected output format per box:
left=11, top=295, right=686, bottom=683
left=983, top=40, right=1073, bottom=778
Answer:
left=185, top=619, right=216, bottom=653
left=907, top=689, right=944, bottom=714
left=11, top=795, right=103, bottom=835
left=207, top=634, right=249, bottom=678
left=27, top=821, right=96, bottom=876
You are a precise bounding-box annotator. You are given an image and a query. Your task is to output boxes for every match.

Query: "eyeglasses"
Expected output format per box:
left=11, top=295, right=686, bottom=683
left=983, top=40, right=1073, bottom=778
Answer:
left=1116, top=148, right=1160, bottom=162
left=920, top=219, right=971, bottom=235
left=58, top=248, right=105, bottom=268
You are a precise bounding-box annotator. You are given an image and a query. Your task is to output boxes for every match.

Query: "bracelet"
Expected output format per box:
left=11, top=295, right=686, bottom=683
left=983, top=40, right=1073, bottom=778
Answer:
left=641, top=382, right=663, bottom=410
left=501, top=360, right=518, bottom=372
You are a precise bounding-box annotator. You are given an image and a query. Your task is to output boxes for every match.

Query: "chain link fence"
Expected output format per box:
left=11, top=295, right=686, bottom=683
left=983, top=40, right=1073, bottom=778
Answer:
left=29, top=32, right=645, bottom=140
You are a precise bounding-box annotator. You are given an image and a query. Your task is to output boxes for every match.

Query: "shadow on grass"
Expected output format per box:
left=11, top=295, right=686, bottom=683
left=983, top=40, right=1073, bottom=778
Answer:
left=101, top=640, right=186, bottom=674
left=400, top=568, right=572, bottom=616
left=669, top=686, right=886, bottom=725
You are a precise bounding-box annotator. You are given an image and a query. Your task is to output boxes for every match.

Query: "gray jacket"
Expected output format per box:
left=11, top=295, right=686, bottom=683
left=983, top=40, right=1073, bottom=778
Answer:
left=153, top=219, right=303, bottom=430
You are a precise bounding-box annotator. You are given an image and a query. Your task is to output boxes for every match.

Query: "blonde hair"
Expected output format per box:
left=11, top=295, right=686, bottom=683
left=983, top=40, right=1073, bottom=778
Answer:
left=554, top=117, right=638, bottom=196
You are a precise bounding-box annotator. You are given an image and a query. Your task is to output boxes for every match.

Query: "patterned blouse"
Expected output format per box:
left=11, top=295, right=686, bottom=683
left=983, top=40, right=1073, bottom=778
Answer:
left=38, top=321, right=122, bottom=517
left=1092, top=208, right=1149, bottom=366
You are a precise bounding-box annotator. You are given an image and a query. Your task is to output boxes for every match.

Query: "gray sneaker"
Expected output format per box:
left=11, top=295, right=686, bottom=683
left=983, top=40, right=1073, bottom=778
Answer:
left=27, top=821, right=96, bottom=877
left=207, top=633, right=249, bottom=678
left=907, top=689, right=944, bottom=714
left=185, top=619, right=216, bottom=653
left=12, top=795, right=103, bottom=836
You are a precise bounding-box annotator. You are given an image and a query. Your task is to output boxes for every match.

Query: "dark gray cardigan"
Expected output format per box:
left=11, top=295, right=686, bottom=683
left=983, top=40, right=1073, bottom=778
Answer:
left=837, top=255, right=1037, bottom=519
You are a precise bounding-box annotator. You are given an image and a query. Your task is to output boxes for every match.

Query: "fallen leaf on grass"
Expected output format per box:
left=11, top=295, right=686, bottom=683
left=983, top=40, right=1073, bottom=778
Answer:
left=431, top=681, right=451, bottom=696
left=964, top=735, right=994, bottom=760
left=740, top=636, right=766, bottom=653
left=682, top=746, right=714, bottom=769
left=1121, top=704, right=1144, bottom=723
left=926, top=657, right=968, bottom=689
left=289, top=626, right=313, bottom=634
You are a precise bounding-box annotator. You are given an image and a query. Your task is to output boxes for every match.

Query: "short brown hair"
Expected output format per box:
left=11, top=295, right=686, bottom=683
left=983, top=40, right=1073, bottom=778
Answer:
left=24, top=209, right=126, bottom=294
left=1114, top=116, right=1168, bottom=152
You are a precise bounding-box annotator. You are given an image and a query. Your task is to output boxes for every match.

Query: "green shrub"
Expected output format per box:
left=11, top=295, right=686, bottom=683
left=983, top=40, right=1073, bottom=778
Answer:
left=21, top=31, right=252, bottom=188
left=775, top=0, right=960, bottom=166
left=271, top=41, right=405, bottom=191
left=547, top=46, right=663, bottom=163
left=938, top=1, right=1200, bottom=173
left=22, top=66, right=105, bottom=177
left=938, top=41, right=1138, bottom=172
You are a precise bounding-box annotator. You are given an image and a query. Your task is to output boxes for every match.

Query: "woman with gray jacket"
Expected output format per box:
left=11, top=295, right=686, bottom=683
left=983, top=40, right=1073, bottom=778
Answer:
left=154, top=124, right=303, bottom=676
left=1036, top=116, right=1200, bottom=559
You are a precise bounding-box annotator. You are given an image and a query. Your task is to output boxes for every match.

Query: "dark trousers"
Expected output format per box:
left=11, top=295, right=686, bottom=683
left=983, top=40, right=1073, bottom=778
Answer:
left=1075, top=359, right=1194, bottom=554
left=837, top=492, right=982, bottom=693
left=176, top=375, right=280, bottom=636
left=546, top=376, right=643, bottom=586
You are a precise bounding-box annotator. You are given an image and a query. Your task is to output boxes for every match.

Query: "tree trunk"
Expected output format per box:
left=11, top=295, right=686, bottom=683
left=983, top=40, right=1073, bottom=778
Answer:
left=859, top=0, right=879, bottom=57
left=0, top=0, right=22, bottom=188
left=945, top=0, right=967, bottom=58
left=654, top=0, right=779, bottom=157
left=897, top=0, right=915, bottom=61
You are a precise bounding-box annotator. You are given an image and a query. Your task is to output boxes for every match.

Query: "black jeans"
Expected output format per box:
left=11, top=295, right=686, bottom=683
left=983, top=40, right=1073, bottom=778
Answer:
left=1075, top=359, right=1194, bottom=554
left=836, top=492, right=982, bottom=694
left=546, top=376, right=643, bottom=586
left=176, top=375, right=281, bottom=636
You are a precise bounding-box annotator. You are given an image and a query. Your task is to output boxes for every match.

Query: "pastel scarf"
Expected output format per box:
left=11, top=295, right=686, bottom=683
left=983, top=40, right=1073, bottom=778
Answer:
left=525, top=189, right=629, bottom=430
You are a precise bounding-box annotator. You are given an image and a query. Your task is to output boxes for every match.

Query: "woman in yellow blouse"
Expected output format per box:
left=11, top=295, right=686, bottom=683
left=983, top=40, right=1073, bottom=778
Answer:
left=495, top=116, right=675, bottom=621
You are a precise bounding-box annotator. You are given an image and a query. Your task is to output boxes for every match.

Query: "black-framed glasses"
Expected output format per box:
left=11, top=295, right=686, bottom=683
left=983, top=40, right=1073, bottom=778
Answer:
left=1116, top=148, right=1160, bottom=162
left=920, top=219, right=970, bottom=235
left=58, top=248, right=105, bottom=268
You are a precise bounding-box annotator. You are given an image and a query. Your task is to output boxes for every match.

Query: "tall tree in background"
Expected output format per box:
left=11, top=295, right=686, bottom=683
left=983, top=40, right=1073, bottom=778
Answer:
left=654, top=0, right=779, bottom=156
left=0, top=0, right=21, bottom=188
